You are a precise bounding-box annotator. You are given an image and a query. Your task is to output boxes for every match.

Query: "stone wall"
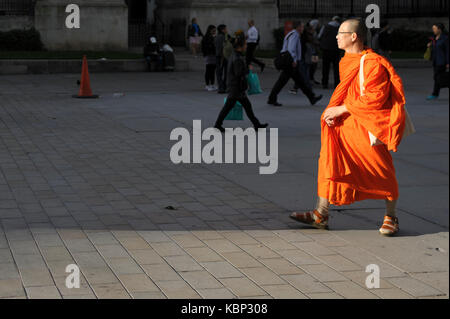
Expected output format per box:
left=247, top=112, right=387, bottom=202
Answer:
left=34, top=0, right=128, bottom=51
left=0, top=16, right=33, bottom=32
left=156, top=0, right=279, bottom=49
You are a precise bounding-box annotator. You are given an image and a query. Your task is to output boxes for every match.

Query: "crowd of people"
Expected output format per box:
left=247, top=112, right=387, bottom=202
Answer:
left=183, top=16, right=447, bottom=105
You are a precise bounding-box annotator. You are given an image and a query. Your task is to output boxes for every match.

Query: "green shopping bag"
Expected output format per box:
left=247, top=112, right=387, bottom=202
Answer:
left=224, top=98, right=243, bottom=120
left=424, top=46, right=432, bottom=61
left=247, top=70, right=263, bottom=95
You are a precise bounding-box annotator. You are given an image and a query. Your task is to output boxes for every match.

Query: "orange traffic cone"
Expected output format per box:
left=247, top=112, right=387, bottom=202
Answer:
left=73, top=55, right=98, bottom=98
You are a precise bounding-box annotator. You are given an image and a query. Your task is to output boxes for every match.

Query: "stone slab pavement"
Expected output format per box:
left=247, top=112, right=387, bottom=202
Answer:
left=0, top=66, right=448, bottom=299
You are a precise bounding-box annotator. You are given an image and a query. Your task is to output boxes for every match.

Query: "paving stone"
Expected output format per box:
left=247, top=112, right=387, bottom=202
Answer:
left=96, top=244, right=130, bottom=259
left=26, top=286, right=61, bottom=299
left=131, top=291, right=167, bottom=299
left=184, top=247, right=224, bottom=263
left=203, top=239, right=241, bottom=253
left=20, top=268, right=54, bottom=287
left=83, top=267, right=120, bottom=285
left=40, top=246, right=73, bottom=261
left=259, top=258, right=305, bottom=275
left=150, top=242, right=186, bottom=257
left=410, top=272, right=449, bottom=295
left=200, top=261, right=244, bottom=279
left=219, top=277, right=267, bottom=298
left=170, top=233, right=205, bottom=248
left=0, top=278, right=25, bottom=298
left=277, top=249, right=323, bottom=266
left=220, top=251, right=262, bottom=268
left=281, top=274, right=332, bottom=294
left=306, top=292, right=345, bottom=299
left=156, top=280, right=201, bottom=299
left=106, top=257, right=143, bottom=275
left=240, top=267, right=286, bottom=285
left=91, top=282, right=131, bottom=299
left=300, top=264, right=349, bottom=282
left=388, top=276, right=445, bottom=297
left=180, top=270, right=223, bottom=289
left=0, top=263, right=20, bottom=280
left=118, top=236, right=152, bottom=250
left=371, top=288, right=414, bottom=299
left=262, top=284, right=308, bottom=299
left=128, top=249, right=166, bottom=265
left=324, top=281, right=380, bottom=299
left=239, top=244, right=280, bottom=259
left=197, top=288, right=236, bottom=299
left=142, top=263, right=183, bottom=281
left=292, top=241, right=337, bottom=256
left=117, top=273, right=160, bottom=292
left=164, top=255, right=203, bottom=272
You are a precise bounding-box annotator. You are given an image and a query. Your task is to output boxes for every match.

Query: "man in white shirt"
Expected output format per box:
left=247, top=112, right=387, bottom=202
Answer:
left=246, top=20, right=265, bottom=72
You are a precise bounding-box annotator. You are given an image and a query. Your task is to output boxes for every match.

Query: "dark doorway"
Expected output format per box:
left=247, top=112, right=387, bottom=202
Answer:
left=127, top=0, right=153, bottom=48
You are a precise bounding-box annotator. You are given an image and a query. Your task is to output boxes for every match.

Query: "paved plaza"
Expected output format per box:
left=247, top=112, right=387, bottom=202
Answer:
left=0, top=65, right=448, bottom=299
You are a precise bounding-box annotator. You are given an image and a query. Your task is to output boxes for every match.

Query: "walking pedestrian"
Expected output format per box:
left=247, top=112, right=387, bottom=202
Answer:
left=216, top=24, right=229, bottom=94
left=214, top=35, right=268, bottom=132
left=319, top=16, right=342, bottom=89
left=246, top=20, right=265, bottom=72
left=290, top=18, right=408, bottom=237
left=267, top=21, right=322, bottom=107
left=201, top=25, right=217, bottom=91
left=427, top=23, right=449, bottom=100
left=187, top=18, right=203, bottom=57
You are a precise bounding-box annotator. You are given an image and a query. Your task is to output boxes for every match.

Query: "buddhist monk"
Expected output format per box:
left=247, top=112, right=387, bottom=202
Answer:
left=290, top=18, right=407, bottom=236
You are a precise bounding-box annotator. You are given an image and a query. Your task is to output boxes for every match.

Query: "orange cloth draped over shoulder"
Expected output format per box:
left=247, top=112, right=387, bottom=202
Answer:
left=318, top=48, right=407, bottom=206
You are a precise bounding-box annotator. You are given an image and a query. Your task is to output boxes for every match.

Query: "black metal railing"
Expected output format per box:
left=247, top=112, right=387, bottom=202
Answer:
left=278, top=0, right=449, bottom=18
left=0, top=0, right=34, bottom=16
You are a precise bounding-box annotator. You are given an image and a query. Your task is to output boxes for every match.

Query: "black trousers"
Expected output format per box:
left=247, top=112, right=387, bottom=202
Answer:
left=432, top=65, right=447, bottom=96
left=246, top=43, right=265, bottom=68
left=205, top=64, right=216, bottom=85
left=322, top=49, right=341, bottom=87
left=268, top=64, right=315, bottom=103
left=216, top=57, right=228, bottom=91
left=215, top=96, right=261, bottom=127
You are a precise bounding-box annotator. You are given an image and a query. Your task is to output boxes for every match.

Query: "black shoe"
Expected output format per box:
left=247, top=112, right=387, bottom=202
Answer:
left=261, top=64, right=265, bottom=73
left=268, top=101, right=282, bottom=107
left=214, top=125, right=225, bottom=133
left=254, top=123, right=269, bottom=130
left=310, top=94, right=323, bottom=106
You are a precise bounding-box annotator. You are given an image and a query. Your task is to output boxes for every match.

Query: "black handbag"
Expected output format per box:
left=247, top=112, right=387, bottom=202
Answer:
left=274, top=51, right=293, bottom=70
left=273, top=32, right=295, bottom=70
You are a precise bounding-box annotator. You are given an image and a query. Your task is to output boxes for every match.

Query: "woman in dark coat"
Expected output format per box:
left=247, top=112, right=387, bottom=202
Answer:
left=201, top=25, right=217, bottom=91
left=214, top=35, right=268, bottom=132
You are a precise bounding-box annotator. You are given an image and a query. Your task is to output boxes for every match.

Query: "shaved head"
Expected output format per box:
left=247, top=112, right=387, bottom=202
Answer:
left=342, top=18, right=367, bottom=44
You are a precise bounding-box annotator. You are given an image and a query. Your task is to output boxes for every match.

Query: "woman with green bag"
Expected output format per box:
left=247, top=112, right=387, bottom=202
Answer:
left=214, top=35, right=268, bottom=132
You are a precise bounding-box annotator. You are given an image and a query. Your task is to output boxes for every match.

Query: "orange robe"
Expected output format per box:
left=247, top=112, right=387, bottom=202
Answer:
left=318, top=48, right=407, bottom=206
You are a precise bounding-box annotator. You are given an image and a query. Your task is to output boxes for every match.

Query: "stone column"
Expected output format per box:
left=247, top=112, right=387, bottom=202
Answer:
left=156, top=0, right=279, bottom=49
left=34, top=0, right=128, bottom=51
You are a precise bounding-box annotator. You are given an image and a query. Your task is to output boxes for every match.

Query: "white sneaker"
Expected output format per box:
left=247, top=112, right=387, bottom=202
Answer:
left=211, top=85, right=218, bottom=91
left=207, top=85, right=215, bottom=92
left=205, top=85, right=211, bottom=91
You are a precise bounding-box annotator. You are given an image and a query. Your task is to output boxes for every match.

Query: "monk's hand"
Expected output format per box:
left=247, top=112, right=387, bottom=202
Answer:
left=323, top=106, right=345, bottom=123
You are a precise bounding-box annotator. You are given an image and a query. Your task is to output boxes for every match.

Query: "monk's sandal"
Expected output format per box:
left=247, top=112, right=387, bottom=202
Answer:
left=379, top=216, right=399, bottom=236
left=290, top=210, right=329, bottom=230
